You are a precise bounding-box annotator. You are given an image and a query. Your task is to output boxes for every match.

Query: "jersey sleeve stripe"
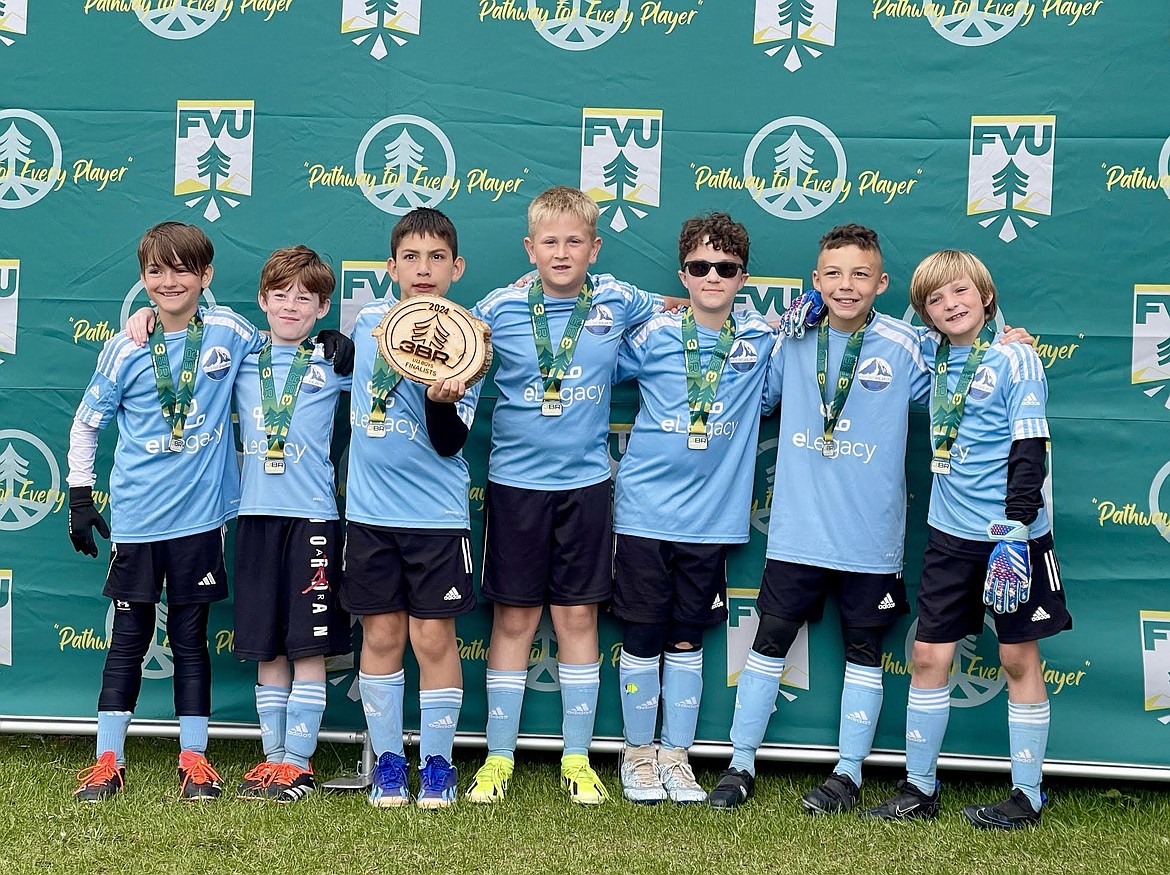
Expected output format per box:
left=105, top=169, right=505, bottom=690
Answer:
left=873, top=317, right=929, bottom=372
left=1013, top=418, right=1051, bottom=440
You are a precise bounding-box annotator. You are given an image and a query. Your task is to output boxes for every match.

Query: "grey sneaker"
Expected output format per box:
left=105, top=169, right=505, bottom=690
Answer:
left=657, top=747, right=707, bottom=804
left=619, top=744, right=666, bottom=805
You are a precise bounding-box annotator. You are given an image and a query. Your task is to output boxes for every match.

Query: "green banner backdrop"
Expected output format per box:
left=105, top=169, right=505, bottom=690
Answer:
left=2, top=1, right=1169, bottom=774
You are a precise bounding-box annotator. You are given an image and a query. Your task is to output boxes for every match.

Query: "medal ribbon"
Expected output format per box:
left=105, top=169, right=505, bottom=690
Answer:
left=681, top=308, right=736, bottom=440
left=259, top=339, right=315, bottom=463
left=368, top=345, right=404, bottom=426
left=816, top=311, right=873, bottom=445
left=930, top=322, right=997, bottom=465
left=148, top=313, right=204, bottom=448
left=528, top=277, right=594, bottom=405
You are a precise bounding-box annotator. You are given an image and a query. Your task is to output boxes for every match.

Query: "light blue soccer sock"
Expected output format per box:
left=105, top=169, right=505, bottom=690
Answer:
left=618, top=649, right=661, bottom=746
left=834, top=662, right=884, bottom=786
left=905, top=685, right=951, bottom=795
left=359, top=670, right=405, bottom=757
left=728, top=650, right=785, bottom=776
left=178, top=715, right=209, bottom=755
left=558, top=661, right=600, bottom=757
left=485, top=668, right=527, bottom=760
left=419, top=687, right=463, bottom=763
left=1008, top=699, right=1050, bottom=812
left=255, top=684, right=290, bottom=763
left=283, top=680, right=326, bottom=769
left=96, top=711, right=132, bottom=766
left=661, top=648, right=704, bottom=751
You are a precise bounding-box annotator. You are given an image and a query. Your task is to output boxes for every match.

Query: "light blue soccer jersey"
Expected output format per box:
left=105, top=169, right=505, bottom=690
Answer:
left=74, top=305, right=263, bottom=542
left=613, top=310, right=777, bottom=544
left=762, top=313, right=931, bottom=573
left=234, top=343, right=351, bottom=520
left=471, top=273, right=661, bottom=491
left=921, top=332, right=1052, bottom=541
left=345, top=298, right=480, bottom=530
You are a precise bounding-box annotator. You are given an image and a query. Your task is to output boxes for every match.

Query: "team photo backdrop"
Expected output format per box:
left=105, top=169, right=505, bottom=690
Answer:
left=1, top=1, right=1168, bottom=775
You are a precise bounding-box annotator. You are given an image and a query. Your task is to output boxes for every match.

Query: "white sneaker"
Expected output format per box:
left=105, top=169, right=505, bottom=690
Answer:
left=657, top=746, right=707, bottom=804
left=619, top=744, right=666, bottom=804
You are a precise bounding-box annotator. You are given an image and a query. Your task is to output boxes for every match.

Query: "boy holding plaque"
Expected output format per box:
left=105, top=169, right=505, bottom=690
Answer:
left=863, top=250, right=1070, bottom=829
left=708, top=224, right=933, bottom=813
left=67, top=222, right=268, bottom=802
left=231, top=245, right=352, bottom=803
left=344, top=207, right=483, bottom=810
left=610, top=212, right=777, bottom=804
left=465, top=186, right=669, bottom=806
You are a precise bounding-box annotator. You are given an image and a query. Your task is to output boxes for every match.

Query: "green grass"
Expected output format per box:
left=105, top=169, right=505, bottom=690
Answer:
left=2, top=734, right=1169, bottom=875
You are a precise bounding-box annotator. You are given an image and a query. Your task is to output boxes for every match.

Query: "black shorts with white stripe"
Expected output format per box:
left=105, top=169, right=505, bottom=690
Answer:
left=915, top=527, right=1072, bottom=645
left=340, top=521, right=476, bottom=619
left=104, top=526, right=227, bottom=604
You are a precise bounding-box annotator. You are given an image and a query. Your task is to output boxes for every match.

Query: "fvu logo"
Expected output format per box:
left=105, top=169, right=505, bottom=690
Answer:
left=735, top=276, right=802, bottom=322
left=0, top=0, right=28, bottom=47
left=581, top=109, right=662, bottom=233
left=1140, top=610, right=1170, bottom=722
left=968, top=115, right=1056, bottom=243
left=1132, top=285, right=1170, bottom=412
left=342, top=0, right=421, bottom=60
left=175, top=100, right=255, bottom=223
left=753, top=0, right=836, bottom=72
left=0, top=259, right=17, bottom=355
left=340, top=261, right=394, bottom=336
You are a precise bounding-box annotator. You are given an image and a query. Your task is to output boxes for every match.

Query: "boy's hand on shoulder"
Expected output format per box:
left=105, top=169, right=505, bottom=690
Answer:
left=662, top=295, right=688, bottom=314
left=513, top=270, right=537, bottom=288
left=68, top=486, right=110, bottom=558
left=125, top=307, right=156, bottom=347
left=999, top=324, right=1035, bottom=346
left=427, top=378, right=467, bottom=403
left=316, top=329, right=355, bottom=376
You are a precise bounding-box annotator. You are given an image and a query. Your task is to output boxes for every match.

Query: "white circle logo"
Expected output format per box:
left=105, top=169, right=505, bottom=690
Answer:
left=0, top=109, right=63, bottom=210
left=355, top=115, right=456, bottom=216
left=930, top=7, right=1027, bottom=46
left=120, top=282, right=216, bottom=329
left=905, top=617, right=1006, bottom=708
left=743, top=116, right=846, bottom=221
left=1149, top=460, right=1170, bottom=546
left=135, top=6, right=221, bottom=41
left=528, top=0, right=628, bottom=51
left=0, top=429, right=61, bottom=531
left=1158, top=135, right=1170, bottom=201
left=106, top=600, right=174, bottom=680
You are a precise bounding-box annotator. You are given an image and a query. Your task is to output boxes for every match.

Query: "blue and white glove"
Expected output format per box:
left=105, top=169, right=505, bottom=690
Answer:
left=984, top=520, right=1031, bottom=614
left=776, top=289, right=825, bottom=339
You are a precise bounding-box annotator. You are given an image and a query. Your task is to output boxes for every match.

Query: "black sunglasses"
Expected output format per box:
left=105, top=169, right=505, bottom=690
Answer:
left=683, top=260, right=745, bottom=279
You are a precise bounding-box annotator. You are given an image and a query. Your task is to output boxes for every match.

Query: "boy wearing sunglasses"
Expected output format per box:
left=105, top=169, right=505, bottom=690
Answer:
left=610, top=212, right=776, bottom=804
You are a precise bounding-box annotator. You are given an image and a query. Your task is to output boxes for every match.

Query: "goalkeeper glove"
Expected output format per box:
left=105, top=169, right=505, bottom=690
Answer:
left=776, top=289, right=825, bottom=339
left=984, top=519, right=1031, bottom=614
left=68, top=486, right=110, bottom=558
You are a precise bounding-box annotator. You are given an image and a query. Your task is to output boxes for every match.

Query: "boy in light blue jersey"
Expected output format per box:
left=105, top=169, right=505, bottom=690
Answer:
left=231, top=246, right=352, bottom=804
left=465, top=186, right=675, bottom=806
left=344, top=208, right=481, bottom=810
left=67, top=222, right=268, bottom=802
left=708, top=225, right=932, bottom=813
left=864, top=250, right=1070, bottom=830
left=611, top=212, right=777, bottom=805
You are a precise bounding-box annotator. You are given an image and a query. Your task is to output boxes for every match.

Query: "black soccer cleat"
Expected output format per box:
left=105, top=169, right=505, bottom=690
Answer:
left=963, top=788, right=1043, bottom=830
left=708, top=768, right=755, bottom=811
left=859, top=779, right=940, bottom=821
left=801, top=772, right=859, bottom=815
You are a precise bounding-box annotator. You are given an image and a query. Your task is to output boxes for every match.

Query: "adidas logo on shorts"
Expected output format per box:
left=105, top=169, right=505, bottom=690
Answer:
left=846, top=710, right=871, bottom=726
left=711, top=594, right=724, bottom=610
left=443, top=587, right=462, bottom=601
left=1031, top=606, right=1051, bottom=622
left=427, top=715, right=455, bottom=729
left=287, top=722, right=311, bottom=738
left=634, top=697, right=659, bottom=711
left=674, top=696, right=700, bottom=710
left=197, top=573, right=216, bottom=587
left=877, top=593, right=897, bottom=610
left=906, top=729, right=926, bottom=744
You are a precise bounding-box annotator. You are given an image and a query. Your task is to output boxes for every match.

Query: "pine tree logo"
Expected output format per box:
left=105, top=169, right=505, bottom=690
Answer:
left=581, top=109, right=662, bottom=233
left=136, top=4, right=221, bottom=41
left=0, top=0, right=28, bottom=48
left=175, top=101, right=254, bottom=222
left=356, top=114, right=456, bottom=216
left=0, top=109, right=63, bottom=210
left=744, top=116, right=846, bottom=221
left=753, top=0, right=836, bottom=71
left=1131, top=285, right=1170, bottom=412
left=930, top=5, right=1027, bottom=47
left=411, top=312, right=450, bottom=351
left=530, top=0, right=629, bottom=52
left=342, top=0, right=421, bottom=60
left=968, top=115, right=1055, bottom=243
left=0, top=430, right=59, bottom=532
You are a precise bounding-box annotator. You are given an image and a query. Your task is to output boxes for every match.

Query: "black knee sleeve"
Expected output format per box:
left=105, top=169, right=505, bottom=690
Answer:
left=168, top=602, right=211, bottom=716
left=842, top=625, right=884, bottom=668
left=665, top=621, right=704, bottom=653
left=621, top=620, right=669, bottom=659
left=752, top=613, right=802, bottom=660
left=98, top=601, right=155, bottom=712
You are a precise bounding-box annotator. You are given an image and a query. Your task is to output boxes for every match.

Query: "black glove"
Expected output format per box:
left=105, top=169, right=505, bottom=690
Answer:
left=317, top=329, right=355, bottom=376
left=68, top=486, right=110, bottom=558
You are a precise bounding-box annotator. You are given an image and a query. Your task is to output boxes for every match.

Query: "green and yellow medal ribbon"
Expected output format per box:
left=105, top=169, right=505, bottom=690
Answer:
left=815, top=311, right=873, bottom=457
left=259, top=339, right=314, bottom=474
left=681, top=308, right=736, bottom=450
left=148, top=313, right=204, bottom=454
left=528, top=277, right=594, bottom=416
left=929, top=322, right=997, bottom=474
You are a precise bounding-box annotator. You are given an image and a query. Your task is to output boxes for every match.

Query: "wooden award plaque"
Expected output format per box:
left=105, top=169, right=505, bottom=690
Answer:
left=372, top=295, right=493, bottom=386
